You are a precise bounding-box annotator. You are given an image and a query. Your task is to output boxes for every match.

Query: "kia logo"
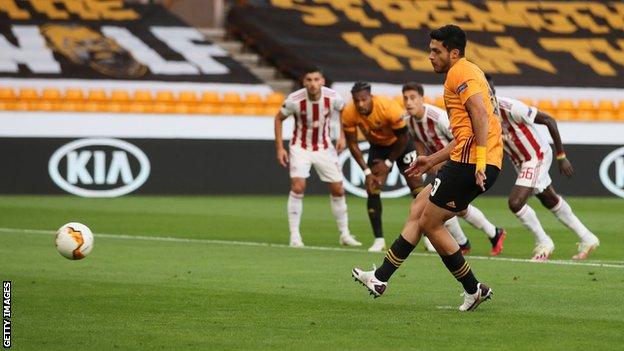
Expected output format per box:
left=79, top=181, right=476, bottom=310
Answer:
left=48, top=138, right=150, bottom=197
left=338, top=142, right=411, bottom=198
left=599, top=146, right=624, bottom=198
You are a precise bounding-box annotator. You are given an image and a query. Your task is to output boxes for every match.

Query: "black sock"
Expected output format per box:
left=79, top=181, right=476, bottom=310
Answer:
left=374, top=234, right=415, bottom=282
left=440, top=249, right=479, bottom=294
left=367, top=194, right=383, bottom=238
left=489, top=230, right=501, bottom=246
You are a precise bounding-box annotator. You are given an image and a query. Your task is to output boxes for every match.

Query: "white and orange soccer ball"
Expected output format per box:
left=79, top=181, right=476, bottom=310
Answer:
left=55, top=222, right=94, bottom=260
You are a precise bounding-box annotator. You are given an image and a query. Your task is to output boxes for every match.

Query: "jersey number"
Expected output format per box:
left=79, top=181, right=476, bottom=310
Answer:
left=431, top=178, right=442, bottom=197
left=519, top=167, right=535, bottom=180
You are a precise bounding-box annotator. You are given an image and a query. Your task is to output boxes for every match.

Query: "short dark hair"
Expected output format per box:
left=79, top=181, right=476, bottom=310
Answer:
left=351, top=81, right=371, bottom=94
left=429, top=24, right=466, bottom=56
left=402, top=82, right=424, bottom=96
left=301, top=66, right=324, bottom=79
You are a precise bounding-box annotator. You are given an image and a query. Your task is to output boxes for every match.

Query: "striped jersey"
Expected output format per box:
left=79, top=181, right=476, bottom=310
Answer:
left=280, top=86, right=345, bottom=151
left=497, top=96, right=549, bottom=166
left=405, top=103, right=454, bottom=154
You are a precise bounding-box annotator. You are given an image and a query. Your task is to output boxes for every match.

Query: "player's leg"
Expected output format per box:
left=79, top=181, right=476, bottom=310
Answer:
left=444, top=216, right=471, bottom=254
left=352, top=184, right=430, bottom=297
left=459, top=205, right=507, bottom=256
left=314, top=147, right=361, bottom=247
left=365, top=144, right=388, bottom=252
left=287, top=146, right=312, bottom=247
left=420, top=161, right=499, bottom=311
left=536, top=185, right=599, bottom=260
left=509, top=159, right=554, bottom=260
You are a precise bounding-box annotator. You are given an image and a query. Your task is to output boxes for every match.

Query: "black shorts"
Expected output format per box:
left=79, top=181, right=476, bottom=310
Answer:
left=367, top=139, right=416, bottom=172
left=429, top=160, right=500, bottom=212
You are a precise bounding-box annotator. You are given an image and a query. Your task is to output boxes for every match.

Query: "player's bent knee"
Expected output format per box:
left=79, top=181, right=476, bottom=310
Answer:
left=508, top=197, right=525, bottom=213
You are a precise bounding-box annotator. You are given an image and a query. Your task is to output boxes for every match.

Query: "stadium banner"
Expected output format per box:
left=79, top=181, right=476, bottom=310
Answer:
left=228, top=1, right=624, bottom=89
left=0, top=137, right=622, bottom=198
left=0, top=0, right=268, bottom=92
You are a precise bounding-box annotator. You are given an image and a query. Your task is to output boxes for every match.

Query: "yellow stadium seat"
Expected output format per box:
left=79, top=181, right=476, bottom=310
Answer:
left=200, top=92, right=219, bottom=105
left=87, top=89, right=107, bottom=102
left=595, top=100, right=616, bottom=121
left=64, top=88, right=85, bottom=102
left=259, top=106, right=278, bottom=116
left=393, top=95, right=404, bottom=108
left=222, top=92, right=242, bottom=106
left=519, top=98, right=534, bottom=107
left=17, top=88, right=38, bottom=101
left=42, top=88, right=61, bottom=101
left=576, top=99, right=595, bottom=120
left=434, top=96, right=444, bottom=108
left=133, top=90, right=153, bottom=103
left=264, top=92, right=285, bottom=107
left=555, top=100, right=576, bottom=120
left=423, top=96, right=434, bottom=105
left=155, top=91, right=174, bottom=102
left=111, top=90, right=130, bottom=102
left=244, top=93, right=263, bottom=109
left=617, top=101, right=624, bottom=112
left=195, top=104, right=218, bottom=115
left=537, top=99, right=556, bottom=118
left=178, top=91, right=198, bottom=104
left=0, top=87, right=16, bottom=101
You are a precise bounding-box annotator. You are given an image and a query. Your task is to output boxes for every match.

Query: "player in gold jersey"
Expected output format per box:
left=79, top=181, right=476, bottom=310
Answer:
left=352, top=25, right=502, bottom=311
left=342, top=82, right=422, bottom=252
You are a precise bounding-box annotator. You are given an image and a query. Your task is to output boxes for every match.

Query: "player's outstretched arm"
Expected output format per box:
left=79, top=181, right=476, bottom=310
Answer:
left=274, top=111, right=290, bottom=168
left=535, top=110, right=573, bottom=177
left=465, top=93, right=489, bottom=191
left=406, top=140, right=456, bottom=178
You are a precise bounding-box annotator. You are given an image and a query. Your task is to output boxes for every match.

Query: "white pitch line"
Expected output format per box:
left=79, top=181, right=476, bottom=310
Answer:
left=1, top=227, right=623, bottom=269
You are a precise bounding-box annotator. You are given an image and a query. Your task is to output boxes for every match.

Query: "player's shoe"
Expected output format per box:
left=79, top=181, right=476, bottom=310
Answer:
left=459, top=283, right=492, bottom=311
left=340, top=234, right=362, bottom=247
left=572, top=236, right=599, bottom=260
left=289, top=238, right=305, bottom=248
left=531, top=242, right=554, bottom=261
left=351, top=266, right=387, bottom=298
left=368, top=238, right=386, bottom=252
left=460, top=240, right=471, bottom=255
left=490, top=228, right=507, bottom=256
left=422, top=237, right=437, bottom=253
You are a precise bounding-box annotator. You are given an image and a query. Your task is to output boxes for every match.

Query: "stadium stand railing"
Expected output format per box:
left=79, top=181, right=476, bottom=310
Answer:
left=0, top=86, right=623, bottom=121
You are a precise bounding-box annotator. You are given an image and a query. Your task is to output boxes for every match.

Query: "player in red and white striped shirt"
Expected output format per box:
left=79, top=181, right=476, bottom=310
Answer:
left=486, top=74, right=599, bottom=261
left=274, top=67, right=361, bottom=248
left=402, top=82, right=506, bottom=256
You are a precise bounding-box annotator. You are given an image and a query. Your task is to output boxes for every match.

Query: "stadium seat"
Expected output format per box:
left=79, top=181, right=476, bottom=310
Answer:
left=200, top=92, right=219, bottom=105
left=423, top=96, right=434, bottom=105
left=111, top=90, right=130, bottom=102
left=17, top=88, right=38, bottom=101
left=434, top=96, right=444, bottom=108
left=537, top=99, right=556, bottom=118
left=519, top=98, right=534, bottom=107
left=555, top=100, right=576, bottom=121
left=222, top=92, right=242, bottom=106
left=64, top=88, right=85, bottom=102
left=178, top=91, right=198, bottom=104
left=393, top=95, right=404, bottom=108
left=42, top=88, right=61, bottom=101
left=0, top=87, right=16, bottom=101
left=576, top=100, right=595, bottom=120
left=244, top=93, right=263, bottom=108
left=195, top=103, right=218, bottom=115
left=87, top=89, right=107, bottom=102
left=155, top=91, right=174, bottom=102
left=133, top=90, right=153, bottom=103
left=264, top=92, right=284, bottom=107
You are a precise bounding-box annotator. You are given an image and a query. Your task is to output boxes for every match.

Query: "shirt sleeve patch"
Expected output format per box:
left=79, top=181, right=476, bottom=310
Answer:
left=456, top=82, right=468, bottom=94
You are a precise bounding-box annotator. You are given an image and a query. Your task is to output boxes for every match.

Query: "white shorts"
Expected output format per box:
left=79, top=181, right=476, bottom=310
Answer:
left=513, top=148, right=552, bottom=194
left=289, top=145, right=343, bottom=183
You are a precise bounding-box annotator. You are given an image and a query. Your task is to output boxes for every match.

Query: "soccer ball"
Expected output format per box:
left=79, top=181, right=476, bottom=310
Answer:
left=55, top=222, right=94, bottom=260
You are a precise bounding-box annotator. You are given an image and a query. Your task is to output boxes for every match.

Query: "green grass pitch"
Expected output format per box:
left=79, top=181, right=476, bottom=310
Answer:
left=1, top=195, right=623, bottom=350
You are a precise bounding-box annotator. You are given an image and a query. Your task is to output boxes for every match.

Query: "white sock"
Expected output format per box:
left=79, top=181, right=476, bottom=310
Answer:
left=287, top=191, right=303, bottom=240
left=461, top=205, right=497, bottom=238
left=550, top=196, right=594, bottom=242
left=444, top=216, right=468, bottom=245
left=515, top=204, right=553, bottom=245
left=330, top=195, right=350, bottom=236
